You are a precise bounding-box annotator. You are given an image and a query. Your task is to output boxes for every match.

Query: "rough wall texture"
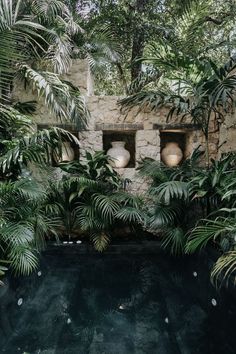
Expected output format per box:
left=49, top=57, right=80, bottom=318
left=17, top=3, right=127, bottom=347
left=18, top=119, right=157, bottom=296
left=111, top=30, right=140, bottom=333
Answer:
left=13, top=59, right=235, bottom=192
left=218, top=111, right=236, bottom=155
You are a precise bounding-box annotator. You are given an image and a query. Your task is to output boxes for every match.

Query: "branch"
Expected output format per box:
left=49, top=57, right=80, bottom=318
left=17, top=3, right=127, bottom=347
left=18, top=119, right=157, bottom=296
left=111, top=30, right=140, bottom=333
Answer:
left=204, top=13, right=232, bottom=25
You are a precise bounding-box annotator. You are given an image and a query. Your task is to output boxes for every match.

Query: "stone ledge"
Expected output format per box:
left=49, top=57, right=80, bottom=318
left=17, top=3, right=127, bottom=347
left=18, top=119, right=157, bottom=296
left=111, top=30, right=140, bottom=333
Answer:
left=37, top=123, right=78, bottom=131
left=95, top=123, right=144, bottom=131
left=153, top=123, right=202, bottom=131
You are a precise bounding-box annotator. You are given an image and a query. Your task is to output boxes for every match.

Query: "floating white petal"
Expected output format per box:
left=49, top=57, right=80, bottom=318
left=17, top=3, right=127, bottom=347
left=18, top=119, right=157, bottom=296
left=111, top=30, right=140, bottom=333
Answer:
left=119, top=305, right=125, bottom=310
left=211, top=298, right=217, bottom=306
left=17, top=298, right=23, bottom=306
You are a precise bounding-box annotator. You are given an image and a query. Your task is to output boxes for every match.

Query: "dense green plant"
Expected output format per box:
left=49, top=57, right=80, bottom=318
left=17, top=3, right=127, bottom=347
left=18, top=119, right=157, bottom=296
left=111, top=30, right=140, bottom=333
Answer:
left=186, top=211, right=236, bottom=286
left=47, top=151, right=144, bottom=251
left=0, top=178, right=59, bottom=276
left=0, top=0, right=91, bottom=280
left=139, top=158, right=191, bottom=255
left=59, top=150, right=121, bottom=185
left=185, top=159, right=236, bottom=286
left=0, top=111, right=81, bottom=179
left=139, top=152, right=236, bottom=257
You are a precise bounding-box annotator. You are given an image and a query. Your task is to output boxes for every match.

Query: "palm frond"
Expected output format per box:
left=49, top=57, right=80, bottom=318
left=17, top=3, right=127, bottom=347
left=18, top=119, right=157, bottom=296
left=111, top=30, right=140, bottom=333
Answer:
left=85, top=24, right=122, bottom=72
left=150, top=181, right=189, bottom=203
left=211, top=251, right=236, bottom=287
left=0, top=126, right=81, bottom=174
left=116, top=207, right=144, bottom=224
left=18, top=65, right=88, bottom=126
left=1, top=222, right=34, bottom=246
left=186, top=217, right=235, bottom=253
left=90, top=232, right=110, bottom=252
left=8, top=245, right=39, bottom=275
left=0, top=0, right=49, bottom=100
left=32, top=0, right=69, bottom=19
left=147, top=202, right=183, bottom=229
left=161, top=227, right=186, bottom=255
left=93, top=194, right=119, bottom=223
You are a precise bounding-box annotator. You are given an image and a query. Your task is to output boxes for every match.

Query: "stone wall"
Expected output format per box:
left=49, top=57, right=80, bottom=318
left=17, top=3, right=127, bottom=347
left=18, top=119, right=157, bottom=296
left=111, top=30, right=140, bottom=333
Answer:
left=13, top=59, right=236, bottom=192
left=218, top=110, right=236, bottom=156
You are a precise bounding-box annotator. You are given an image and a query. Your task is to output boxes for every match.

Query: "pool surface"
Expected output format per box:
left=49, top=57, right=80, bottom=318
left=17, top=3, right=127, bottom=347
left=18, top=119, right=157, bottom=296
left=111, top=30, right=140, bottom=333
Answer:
left=0, top=244, right=235, bottom=353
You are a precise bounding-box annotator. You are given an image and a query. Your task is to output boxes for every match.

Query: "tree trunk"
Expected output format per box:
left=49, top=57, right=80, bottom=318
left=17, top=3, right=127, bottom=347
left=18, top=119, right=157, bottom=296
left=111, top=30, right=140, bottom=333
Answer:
left=130, top=0, right=150, bottom=81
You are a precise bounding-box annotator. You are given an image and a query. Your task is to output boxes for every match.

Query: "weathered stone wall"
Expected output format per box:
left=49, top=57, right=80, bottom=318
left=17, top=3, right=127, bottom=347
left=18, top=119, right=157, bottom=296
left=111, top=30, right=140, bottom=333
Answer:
left=218, top=110, right=236, bottom=156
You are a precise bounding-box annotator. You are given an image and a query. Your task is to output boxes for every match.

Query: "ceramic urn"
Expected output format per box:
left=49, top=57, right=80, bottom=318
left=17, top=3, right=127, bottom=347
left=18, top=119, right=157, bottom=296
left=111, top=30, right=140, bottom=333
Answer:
left=161, top=142, right=183, bottom=167
left=107, top=141, right=130, bottom=168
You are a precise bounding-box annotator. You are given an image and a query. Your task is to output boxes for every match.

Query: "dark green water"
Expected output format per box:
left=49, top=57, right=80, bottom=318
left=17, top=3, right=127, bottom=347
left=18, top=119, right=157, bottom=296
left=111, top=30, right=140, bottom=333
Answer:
left=0, top=245, right=235, bottom=354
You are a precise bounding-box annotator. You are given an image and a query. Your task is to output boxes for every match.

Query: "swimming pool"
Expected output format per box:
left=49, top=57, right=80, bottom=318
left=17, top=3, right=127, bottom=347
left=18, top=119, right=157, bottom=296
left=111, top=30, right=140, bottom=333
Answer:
left=0, top=243, right=235, bottom=353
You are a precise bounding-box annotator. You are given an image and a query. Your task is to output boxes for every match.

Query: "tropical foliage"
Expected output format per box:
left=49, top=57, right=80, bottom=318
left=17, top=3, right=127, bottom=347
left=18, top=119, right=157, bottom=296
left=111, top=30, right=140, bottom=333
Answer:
left=139, top=151, right=236, bottom=285
left=0, top=0, right=88, bottom=127
left=0, top=178, right=59, bottom=276
left=69, top=0, right=236, bottom=94
left=46, top=151, right=144, bottom=251
left=0, top=0, right=87, bottom=279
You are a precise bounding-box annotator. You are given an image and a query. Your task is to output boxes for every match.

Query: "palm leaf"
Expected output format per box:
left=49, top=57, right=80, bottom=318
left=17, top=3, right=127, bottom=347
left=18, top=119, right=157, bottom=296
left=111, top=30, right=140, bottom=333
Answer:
left=116, top=207, right=144, bottom=224
left=90, top=232, right=110, bottom=252
left=150, top=181, right=189, bottom=203
left=186, top=218, right=235, bottom=253
left=147, top=202, right=183, bottom=229
left=211, top=251, right=236, bottom=287
left=93, top=194, right=119, bottom=223
left=8, top=245, right=38, bottom=275
left=161, top=227, right=186, bottom=255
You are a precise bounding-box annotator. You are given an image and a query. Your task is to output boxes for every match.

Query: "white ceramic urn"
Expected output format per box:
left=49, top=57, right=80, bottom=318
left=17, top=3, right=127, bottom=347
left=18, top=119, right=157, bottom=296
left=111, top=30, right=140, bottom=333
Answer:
left=107, top=141, right=130, bottom=168
left=161, top=142, right=183, bottom=167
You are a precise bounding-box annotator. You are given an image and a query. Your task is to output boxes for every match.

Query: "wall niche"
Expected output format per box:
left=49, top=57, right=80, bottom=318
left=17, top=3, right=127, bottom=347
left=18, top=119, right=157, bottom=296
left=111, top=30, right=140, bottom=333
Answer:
left=103, top=131, right=136, bottom=168
left=37, top=124, right=80, bottom=165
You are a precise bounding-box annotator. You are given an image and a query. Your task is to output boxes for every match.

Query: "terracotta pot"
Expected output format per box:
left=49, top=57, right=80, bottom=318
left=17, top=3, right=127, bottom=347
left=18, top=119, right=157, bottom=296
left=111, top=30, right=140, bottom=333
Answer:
left=161, top=142, right=183, bottom=167
left=107, top=141, right=130, bottom=168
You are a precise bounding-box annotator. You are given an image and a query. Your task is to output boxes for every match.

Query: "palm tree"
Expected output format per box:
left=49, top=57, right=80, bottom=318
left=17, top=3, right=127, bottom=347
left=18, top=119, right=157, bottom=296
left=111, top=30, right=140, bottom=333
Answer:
left=186, top=166, right=236, bottom=287
left=0, top=0, right=91, bottom=177
left=0, top=0, right=89, bottom=278
left=0, top=0, right=88, bottom=126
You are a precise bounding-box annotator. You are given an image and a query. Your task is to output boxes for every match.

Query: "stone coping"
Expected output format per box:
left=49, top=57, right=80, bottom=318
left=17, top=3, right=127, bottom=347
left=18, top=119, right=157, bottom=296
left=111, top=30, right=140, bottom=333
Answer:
left=95, top=123, right=144, bottom=131
left=153, top=123, right=202, bottom=130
